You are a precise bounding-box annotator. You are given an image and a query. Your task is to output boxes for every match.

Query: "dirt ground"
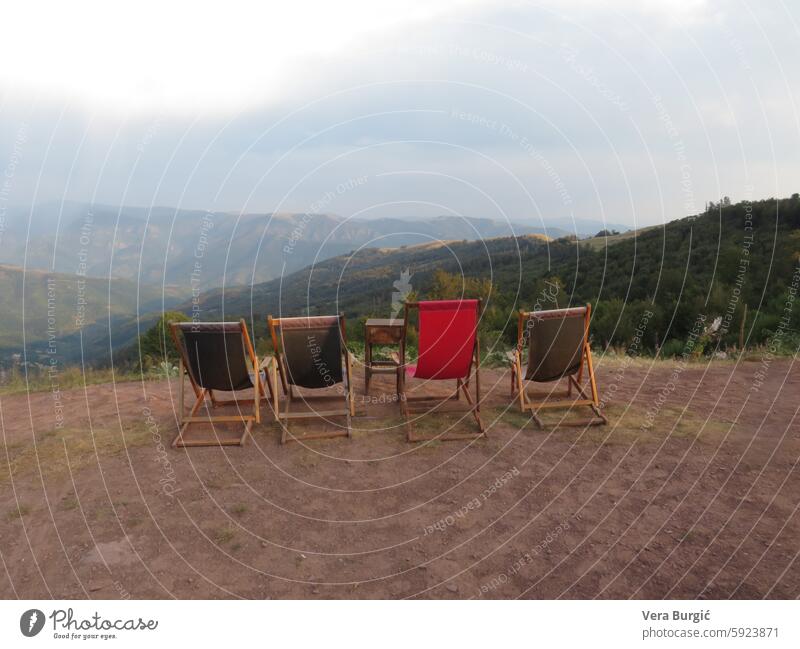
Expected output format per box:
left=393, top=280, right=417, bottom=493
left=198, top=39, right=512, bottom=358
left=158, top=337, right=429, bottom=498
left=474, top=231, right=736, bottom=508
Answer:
left=1, top=355, right=798, bottom=599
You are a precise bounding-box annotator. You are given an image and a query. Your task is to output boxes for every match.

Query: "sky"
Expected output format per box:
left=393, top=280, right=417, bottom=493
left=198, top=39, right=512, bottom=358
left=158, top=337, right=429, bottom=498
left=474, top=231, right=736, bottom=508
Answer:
left=0, top=0, right=798, bottom=228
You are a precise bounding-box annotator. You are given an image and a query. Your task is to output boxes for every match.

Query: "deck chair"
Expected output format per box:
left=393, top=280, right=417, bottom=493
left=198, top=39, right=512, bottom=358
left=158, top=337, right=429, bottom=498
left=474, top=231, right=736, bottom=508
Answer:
left=509, top=304, right=607, bottom=428
left=169, top=319, right=274, bottom=448
left=267, top=314, right=355, bottom=444
left=398, top=299, right=485, bottom=442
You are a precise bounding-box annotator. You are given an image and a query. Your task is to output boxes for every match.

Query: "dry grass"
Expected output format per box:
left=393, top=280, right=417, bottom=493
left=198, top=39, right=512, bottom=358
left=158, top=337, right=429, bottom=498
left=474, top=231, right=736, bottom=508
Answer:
left=0, top=421, right=153, bottom=483
left=488, top=401, right=730, bottom=447
left=230, top=504, right=249, bottom=516
left=1, top=366, right=110, bottom=395
left=215, top=524, right=236, bottom=545
left=5, top=503, right=30, bottom=521
left=0, top=366, right=165, bottom=397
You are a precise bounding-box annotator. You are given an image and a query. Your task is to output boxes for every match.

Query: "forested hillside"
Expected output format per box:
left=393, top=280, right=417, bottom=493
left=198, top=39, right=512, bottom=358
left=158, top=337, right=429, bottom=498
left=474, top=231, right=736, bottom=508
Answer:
left=185, top=195, right=800, bottom=356
left=0, top=265, right=183, bottom=364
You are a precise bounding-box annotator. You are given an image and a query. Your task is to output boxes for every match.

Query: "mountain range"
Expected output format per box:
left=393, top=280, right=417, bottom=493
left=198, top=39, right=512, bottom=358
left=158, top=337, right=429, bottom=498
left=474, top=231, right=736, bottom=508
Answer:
left=0, top=202, right=629, bottom=364
left=0, top=201, right=627, bottom=290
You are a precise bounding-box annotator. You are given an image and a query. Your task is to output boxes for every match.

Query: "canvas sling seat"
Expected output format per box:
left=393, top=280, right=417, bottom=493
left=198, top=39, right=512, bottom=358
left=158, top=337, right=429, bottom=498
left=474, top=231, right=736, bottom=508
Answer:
left=398, top=299, right=485, bottom=442
left=267, top=314, right=355, bottom=443
left=169, top=319, right=273, bottom=448
left=509, top=305, right=607, bottom=428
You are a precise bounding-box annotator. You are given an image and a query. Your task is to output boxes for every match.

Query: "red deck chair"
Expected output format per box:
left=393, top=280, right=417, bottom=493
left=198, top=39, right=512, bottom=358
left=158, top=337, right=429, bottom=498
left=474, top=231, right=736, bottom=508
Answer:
left=398, top=299, right=485, bottom=442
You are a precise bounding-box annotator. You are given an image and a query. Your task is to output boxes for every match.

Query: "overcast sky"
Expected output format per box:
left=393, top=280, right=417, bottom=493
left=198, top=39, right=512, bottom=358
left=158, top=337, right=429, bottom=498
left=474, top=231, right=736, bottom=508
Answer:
left=1, top=0, right=798, bottom=227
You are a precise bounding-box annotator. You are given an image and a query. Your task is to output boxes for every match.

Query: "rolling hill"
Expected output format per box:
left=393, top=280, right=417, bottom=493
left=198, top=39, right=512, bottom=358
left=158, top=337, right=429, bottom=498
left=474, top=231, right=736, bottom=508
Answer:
left=0, top=265, right=182, bottom=365
left=183, top=195, right=800, bottom=354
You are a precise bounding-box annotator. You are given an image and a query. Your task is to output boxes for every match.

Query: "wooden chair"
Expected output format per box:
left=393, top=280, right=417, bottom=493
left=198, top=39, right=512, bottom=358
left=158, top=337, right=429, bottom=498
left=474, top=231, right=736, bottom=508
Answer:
left=267, top=314, right=355, bottom=443
left=398, top=299, right=485, bottom=442
left=509, top=305, right=607, bottom=428
left=169, top=320, right=274, bottom=448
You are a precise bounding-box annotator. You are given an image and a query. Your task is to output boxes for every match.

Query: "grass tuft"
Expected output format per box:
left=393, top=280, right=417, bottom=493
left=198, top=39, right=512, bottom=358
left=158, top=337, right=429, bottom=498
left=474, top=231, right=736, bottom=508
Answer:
left=6, top=504, right=31, bottom=521
left=215, top=524, right=236, bottom=545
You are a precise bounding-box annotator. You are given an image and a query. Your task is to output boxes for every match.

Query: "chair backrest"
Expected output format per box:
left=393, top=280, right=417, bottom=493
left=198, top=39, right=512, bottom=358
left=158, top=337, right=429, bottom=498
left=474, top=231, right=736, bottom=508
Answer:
left=171, top=321, right=254, bottom=392
left=521, top=306, right=589, bottom=382
left=408, top=299, right=479, bottom=380
left=270, top=315, right=344, bottom=389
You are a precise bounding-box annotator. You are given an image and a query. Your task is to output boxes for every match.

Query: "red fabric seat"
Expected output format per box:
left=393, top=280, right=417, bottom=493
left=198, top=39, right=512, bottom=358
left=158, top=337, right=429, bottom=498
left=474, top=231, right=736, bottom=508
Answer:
left=408, top=299, right=478, bottom=380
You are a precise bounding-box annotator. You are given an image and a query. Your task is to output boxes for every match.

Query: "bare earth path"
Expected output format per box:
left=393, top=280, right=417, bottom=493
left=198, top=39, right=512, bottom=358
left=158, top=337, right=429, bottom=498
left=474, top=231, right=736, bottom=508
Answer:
left=1, top=356, right=798, bottom=599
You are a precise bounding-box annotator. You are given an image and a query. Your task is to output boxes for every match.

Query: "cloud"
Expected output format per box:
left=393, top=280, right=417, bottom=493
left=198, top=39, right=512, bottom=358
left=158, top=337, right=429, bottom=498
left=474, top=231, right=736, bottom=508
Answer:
left=0, top=0, right=485, bottom=114
left=0, top=0, right=797, bottom=227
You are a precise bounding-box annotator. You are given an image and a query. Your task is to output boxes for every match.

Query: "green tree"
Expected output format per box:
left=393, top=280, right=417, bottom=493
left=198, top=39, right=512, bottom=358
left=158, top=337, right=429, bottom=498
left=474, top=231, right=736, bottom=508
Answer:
left=428, top=269, right=492, bottom=303
left=138, top=311, right=190, bottom=365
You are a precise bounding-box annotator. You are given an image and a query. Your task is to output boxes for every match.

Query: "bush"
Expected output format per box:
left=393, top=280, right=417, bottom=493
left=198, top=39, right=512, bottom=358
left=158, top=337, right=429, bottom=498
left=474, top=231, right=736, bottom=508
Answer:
left=658, top=338, right=686, bottom=358
left=137, top=311, right=190, bottom=366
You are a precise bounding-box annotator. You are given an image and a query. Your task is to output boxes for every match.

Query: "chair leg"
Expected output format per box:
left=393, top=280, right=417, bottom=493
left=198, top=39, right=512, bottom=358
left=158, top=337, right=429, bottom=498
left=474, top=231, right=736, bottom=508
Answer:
left=591, top=403, right=609, bottom=424
left=281, top=392, right=291, bottom=444
left=254, top=368, right=260, bottom=426
left=345, top=407, right=353, bottom=439
left=240, top=419, right=253, bottom=446
left=172, top=389, right=207, bottom=447
left=364, top=342, right=372, bottom=394
left=517, top=377, right=544, bottom=429
left=345, top=354, right=354, bottom=437
left=459, top=376, right=485, bottom=436
left=473, top=355, right=484, bottom=436
left=571, top=356, right=608, bottom=426
left=272, top=362, right=280, bottom=422
left=348, top=354, right=356, bottom=417
left=585, top=344, right=600, bottom=405
left=516, top=360, right=527, bottom=414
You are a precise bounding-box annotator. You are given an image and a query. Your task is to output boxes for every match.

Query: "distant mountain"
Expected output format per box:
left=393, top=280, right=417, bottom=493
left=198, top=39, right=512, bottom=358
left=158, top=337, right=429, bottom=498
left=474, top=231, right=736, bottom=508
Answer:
left=0, top=202, right=561, bottom=290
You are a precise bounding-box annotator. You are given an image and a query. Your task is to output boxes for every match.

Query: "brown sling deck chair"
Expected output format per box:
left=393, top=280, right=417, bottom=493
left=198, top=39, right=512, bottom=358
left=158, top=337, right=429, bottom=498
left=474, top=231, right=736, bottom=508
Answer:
left=398, top=299, right=485, bottom=442
left=169, top=320, right=274, bottom=448
left=509, top=304, right=607, bottom=428
left=267, top=314, right=355, bottom=444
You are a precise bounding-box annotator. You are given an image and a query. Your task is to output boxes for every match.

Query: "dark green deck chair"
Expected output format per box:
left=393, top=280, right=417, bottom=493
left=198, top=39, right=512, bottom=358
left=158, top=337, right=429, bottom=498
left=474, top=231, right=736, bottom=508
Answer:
left=509, top=305, right=607, bottom=428
left=169, top=320, right=273, bottom=448
left=267, top=314, right=354, bottom=443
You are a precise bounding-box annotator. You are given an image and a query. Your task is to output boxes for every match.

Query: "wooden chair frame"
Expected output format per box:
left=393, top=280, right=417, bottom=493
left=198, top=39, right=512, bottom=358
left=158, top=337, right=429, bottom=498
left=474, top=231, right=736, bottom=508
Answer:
left=509, top=304, right=607, bottom=429
left=169, top=319, right=274, bottom=448
left=398, top=300, right=486, bottom=442
left=267, top=314, right=355, bottom=444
